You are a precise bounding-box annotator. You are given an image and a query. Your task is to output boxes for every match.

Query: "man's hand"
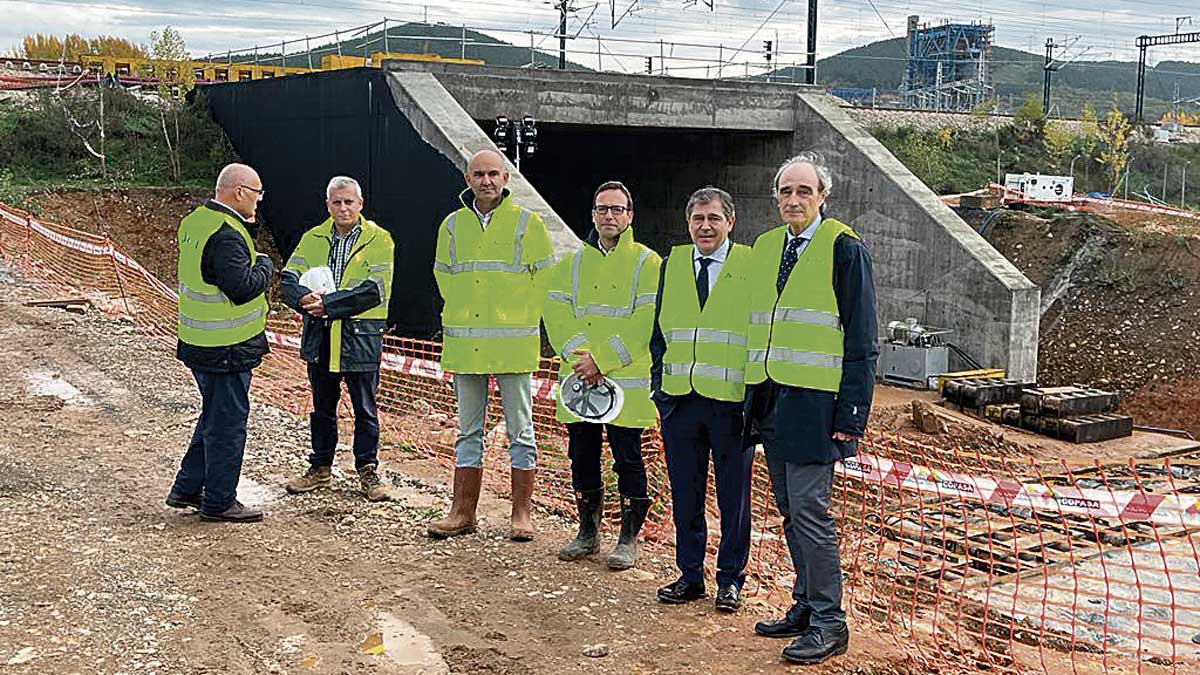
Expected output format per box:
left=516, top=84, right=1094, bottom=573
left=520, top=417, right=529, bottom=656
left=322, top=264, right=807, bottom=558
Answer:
left=569, top=349, right=602, bottom=385
left=832, top=432, right=859, bottom=442
left=300, top=290, right=327, bottom=317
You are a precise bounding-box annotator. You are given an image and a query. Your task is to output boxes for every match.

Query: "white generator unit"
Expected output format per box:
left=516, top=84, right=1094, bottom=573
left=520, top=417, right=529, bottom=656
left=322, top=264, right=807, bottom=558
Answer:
left=1004, top=173, right=1074, bottom=202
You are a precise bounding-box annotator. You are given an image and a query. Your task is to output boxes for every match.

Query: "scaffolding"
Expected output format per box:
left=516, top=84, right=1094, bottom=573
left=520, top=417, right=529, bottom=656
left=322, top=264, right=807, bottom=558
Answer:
left=901, top=15, right=994, bottom=111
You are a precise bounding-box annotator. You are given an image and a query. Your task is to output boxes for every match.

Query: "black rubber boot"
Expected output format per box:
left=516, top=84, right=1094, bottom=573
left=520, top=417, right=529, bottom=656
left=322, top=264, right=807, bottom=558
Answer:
left=558, top=488, right=604, bottom=561
left=606, top=495, right=651, bottom=570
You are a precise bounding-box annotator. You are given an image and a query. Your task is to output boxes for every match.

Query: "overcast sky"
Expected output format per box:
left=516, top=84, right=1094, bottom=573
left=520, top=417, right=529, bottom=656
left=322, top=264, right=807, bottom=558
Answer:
left=2, top=0, right=1197, bottom=74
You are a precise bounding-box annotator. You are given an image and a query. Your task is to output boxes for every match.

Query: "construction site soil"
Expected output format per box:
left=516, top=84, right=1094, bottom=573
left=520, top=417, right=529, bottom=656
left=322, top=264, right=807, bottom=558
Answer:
left=7, top=187, right=1200, bottom=673
left=0, top=255, right=923, bottom=674
left=974, top=206, right=1200, bottom=439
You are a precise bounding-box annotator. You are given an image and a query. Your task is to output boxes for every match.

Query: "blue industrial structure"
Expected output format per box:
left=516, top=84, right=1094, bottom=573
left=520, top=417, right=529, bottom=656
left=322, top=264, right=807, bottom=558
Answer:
left=901, top=15, right=994, bottom=111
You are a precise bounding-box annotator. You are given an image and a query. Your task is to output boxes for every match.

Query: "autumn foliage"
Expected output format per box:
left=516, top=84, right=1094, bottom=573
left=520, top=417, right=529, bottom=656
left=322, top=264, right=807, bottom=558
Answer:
left=10, top=34, right=147, bottom=61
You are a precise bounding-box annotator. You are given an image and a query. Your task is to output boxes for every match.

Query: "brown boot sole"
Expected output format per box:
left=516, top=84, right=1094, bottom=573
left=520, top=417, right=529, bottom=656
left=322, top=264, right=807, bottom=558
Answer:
left=285, top=479, right=331, bottom=495
left=427, top=523, right=477, bottom=539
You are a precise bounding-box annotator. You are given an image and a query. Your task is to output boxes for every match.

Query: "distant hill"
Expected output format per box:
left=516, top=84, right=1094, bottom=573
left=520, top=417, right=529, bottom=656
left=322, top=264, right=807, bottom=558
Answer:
left=767, top=37, right=1200, bottom=118
left=209, top=22, right=589, bottom=71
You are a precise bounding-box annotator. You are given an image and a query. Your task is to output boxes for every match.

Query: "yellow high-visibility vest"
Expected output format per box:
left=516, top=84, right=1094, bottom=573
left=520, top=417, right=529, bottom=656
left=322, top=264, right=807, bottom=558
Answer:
left=433, top=191, right=555, bottom=374
left=659, top=242, right=753, bottom=402
left=285, top=216, right=394, bottom=372
left=744, top=218, right=858, bottom=392
left=176, top=205, right=268, bottom=347
left=543, top=229, right=660, bottom=428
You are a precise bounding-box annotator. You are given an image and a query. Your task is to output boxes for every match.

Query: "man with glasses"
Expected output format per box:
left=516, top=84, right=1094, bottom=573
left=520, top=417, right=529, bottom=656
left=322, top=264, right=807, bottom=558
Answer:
left=168, top=162, right=274, bottom=522
left=744, top=152, right=878, bottom=665
left=281, top=176, right=395, bottom=502
left=543, top=181, right=660, bottom=570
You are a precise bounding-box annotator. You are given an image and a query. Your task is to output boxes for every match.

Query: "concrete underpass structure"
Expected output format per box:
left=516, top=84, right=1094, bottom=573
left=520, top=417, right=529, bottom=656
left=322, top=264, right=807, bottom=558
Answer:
left=206, top=63, right=1039, bottom=380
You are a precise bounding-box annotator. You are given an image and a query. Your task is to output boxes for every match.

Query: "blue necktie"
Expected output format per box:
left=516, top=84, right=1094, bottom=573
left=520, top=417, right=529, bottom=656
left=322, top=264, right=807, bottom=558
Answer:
left=777, top=237, right=804, bottom=293
left=696, top=257, right=713, bottom=309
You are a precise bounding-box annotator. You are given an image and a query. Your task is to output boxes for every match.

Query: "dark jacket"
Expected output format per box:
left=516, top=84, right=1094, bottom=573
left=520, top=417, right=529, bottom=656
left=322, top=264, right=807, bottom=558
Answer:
left=279, top=223, right=389, bottom=373
left=176, top=201, right=273, bottom=373
left=742, top=230, right=879, bottom=465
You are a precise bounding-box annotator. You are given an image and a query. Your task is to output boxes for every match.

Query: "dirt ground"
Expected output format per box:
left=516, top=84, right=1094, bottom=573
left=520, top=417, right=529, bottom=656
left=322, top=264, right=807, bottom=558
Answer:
left=979, top=207, right=1200, bottom=438
left=0, top=264, right=922, bottom=674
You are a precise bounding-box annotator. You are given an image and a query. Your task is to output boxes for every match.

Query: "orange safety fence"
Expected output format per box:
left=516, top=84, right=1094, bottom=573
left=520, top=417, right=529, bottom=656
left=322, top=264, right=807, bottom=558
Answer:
left=2, top=199, right=1199, bottom=674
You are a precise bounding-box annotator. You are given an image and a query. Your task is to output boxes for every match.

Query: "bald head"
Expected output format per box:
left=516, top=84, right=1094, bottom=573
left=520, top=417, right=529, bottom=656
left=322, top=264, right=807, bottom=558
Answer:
left=214, top=163, right=263, bottom=221
left=464, top=149, right=509, bottom=211
left=467, top=149, right=506, bottom=171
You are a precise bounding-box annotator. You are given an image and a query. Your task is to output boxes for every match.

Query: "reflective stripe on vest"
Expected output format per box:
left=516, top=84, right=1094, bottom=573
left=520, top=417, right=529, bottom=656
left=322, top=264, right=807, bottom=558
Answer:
left=744, top=220, right=855, bottom=392
left=433, top=210, right=548, bottom=275
left=658, top=243, right=752, bottom=402
left=443, top=326, right=539, bottom=339
left=176, top=205, right=268, bottom=348
left=548, top=248, right=654, bottom=319
left=287, top=218, right=394, bottom=371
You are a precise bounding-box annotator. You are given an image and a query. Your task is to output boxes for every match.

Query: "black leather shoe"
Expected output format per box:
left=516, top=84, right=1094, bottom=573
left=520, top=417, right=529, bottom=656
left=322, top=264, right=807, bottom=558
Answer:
left=715, top=585, right=741, bottom=613
left=165, top=490, right=202, bottom=510
left=656, top=578, right=705, bottom=605
left=199, top=500, right=263, bottom=523
left=755, top=605, right=812, bottom=638
left=781, top=624, right=849, bottom=665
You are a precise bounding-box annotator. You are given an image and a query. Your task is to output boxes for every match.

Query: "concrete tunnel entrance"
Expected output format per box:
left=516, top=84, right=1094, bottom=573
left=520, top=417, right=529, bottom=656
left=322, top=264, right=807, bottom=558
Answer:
left=514, top=123, right=793, bottom=251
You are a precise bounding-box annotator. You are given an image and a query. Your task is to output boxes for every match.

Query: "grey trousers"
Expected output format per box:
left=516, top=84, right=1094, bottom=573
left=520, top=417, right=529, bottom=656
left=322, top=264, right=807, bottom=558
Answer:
left=759, top=412, right=846, bottom=630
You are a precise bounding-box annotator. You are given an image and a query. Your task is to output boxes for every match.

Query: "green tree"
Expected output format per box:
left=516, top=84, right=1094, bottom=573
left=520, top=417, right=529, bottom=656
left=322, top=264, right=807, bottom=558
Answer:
left=149, top=27, right=195, bottom=183
left=899, top=132, right=949, bottom=191
left=1013, top=94, right=1045, bottom=140
left=1079, top=102, right=1100, bottom=157
left=1043, top=121, right=1074, bottom=171
left=1097, top=105, right=1131, bottom=193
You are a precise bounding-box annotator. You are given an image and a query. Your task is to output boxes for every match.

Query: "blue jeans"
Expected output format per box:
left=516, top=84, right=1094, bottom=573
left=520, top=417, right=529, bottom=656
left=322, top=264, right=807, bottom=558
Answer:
left=171, top=369, right=252, bottom=514
left=453, top=373, right=536, bottom=470
left=308, top=365, right=380, bottom=470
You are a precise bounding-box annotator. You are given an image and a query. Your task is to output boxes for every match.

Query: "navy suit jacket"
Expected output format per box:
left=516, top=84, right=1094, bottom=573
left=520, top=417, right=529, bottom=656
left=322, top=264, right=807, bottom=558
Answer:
left=741, top=229, right=879, bottom=465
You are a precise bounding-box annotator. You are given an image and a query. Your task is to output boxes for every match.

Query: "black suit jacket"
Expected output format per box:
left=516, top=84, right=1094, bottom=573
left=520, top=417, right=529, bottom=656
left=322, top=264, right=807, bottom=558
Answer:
left=742, top=230, right=879, bottom=465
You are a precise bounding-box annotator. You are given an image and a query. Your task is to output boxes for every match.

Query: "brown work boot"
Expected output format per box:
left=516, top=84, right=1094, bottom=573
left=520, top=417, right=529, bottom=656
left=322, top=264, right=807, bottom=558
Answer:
left=358, top=464, right=391, bottom=502
left=509, top=468, right=536, bottom=542
left=427, top=467, right=482, bottom=538
left=285, top=465, right=332, bottom=494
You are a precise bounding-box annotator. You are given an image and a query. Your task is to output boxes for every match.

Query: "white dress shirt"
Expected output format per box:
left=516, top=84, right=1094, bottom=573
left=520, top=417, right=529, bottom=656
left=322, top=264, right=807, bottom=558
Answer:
left=785, top=213, right=822, bottom=258
left=692, top=237, right=731, bottom=295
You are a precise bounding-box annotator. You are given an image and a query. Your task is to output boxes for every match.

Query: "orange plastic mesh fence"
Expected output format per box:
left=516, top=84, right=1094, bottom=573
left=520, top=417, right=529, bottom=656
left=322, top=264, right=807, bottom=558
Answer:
left=3, top=201, right=1199, bottom=673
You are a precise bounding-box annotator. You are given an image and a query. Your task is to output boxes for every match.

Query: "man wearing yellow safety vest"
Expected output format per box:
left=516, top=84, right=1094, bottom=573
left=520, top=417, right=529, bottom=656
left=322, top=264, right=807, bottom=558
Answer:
left=745, top=152, right=878, bottom=666
left=280, top=176, right=395, bottom=502
left=649, top=186, right=753, bottom=611
left=427, top=149, right=555, bottom=542
left=168, top=163, right=274, bottom=523
left=544, top=181, right=660, bottom=570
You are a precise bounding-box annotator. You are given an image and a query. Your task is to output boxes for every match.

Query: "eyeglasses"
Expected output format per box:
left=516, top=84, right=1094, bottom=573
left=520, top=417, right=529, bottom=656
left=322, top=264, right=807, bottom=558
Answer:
left=240, top=184, right=266, bottom=200
left=593, top=205, right=629, bottom=215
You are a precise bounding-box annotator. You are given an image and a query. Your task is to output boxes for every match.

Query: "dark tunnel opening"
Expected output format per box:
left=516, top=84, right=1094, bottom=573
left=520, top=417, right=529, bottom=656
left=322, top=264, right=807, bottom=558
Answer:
left=508, top=122, right=794, bottom=255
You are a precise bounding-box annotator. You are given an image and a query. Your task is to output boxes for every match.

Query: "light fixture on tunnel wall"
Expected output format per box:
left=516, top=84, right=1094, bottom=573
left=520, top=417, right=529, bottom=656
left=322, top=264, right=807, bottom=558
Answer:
left=492, top=115, right=537, bottom=171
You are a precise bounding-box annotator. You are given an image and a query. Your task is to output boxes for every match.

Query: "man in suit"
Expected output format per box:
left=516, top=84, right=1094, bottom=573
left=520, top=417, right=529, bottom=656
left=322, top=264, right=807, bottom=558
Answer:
left=744, top=152, right=878, bottom=665
left=649, top=186, right=754, bottom=612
